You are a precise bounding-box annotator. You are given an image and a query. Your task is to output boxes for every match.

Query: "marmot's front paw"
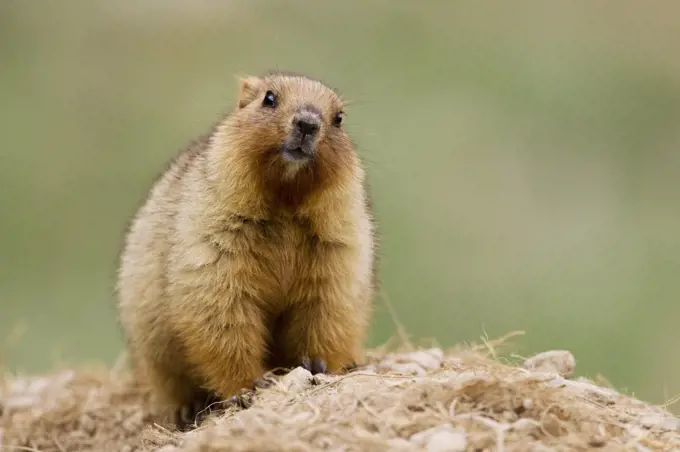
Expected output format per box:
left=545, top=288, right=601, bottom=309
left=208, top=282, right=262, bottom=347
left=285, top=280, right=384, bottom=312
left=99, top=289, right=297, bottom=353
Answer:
left=223, top=388, right=255, bottom=410
left=175, top=391, right=220, bottom=431
left=299, top=356, right=327, bottom=375
left=253, top=373, right=279, bottom=390
left=342, top=361, right=359, bottom=372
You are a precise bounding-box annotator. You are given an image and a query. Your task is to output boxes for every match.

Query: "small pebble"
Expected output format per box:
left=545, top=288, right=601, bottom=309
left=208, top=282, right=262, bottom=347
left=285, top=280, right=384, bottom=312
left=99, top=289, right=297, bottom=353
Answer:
left=633, top=445, right=653, bottom=452
left=379, top=348, right=443, bottom=373
left=79, top=414, right=96, bottom=435
left=316, top=436, right=332, bottom=448
left=660, top=417, right=680, bottom=431
left=390, top=363, right=426, bottom=376
left=406, top=348, right=444, bottom=371
left=640, top=416, right=657, bottom=429
left=452, top=370, right=494, bottom=391
left=640, top=415, right=680, bottom=430
left=557, top=379, right=617, bottom=405
left=122, top=411, right=144, bottom=433
left=157, top=446, right=178, bottom=452
left=426, top=430, right=467, bottom=452
left=311, top=373, right=333, bottom=385
left=588, top=434, right=607, bottom=447
left=523, top=350, right=576, bottom=378
left=511, top=418, right=540, bottom=434
left=361, top=364, right=377, bottom=373
left=386, top=438, right=413, bottom=450
left=626, top=425, right=645, bottom=438
left=443, top=356, right=463, bottom=367
left=410, top=424, right=446, bottom=444
left=281, top=367, right=313, bottom=392
left=410, top=424, right=467, bottom=452
left=3, top=394, right=37, bottom=410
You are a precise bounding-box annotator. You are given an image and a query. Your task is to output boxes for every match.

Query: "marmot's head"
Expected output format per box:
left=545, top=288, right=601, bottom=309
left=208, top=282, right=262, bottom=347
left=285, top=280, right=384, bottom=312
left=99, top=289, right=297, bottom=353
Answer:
left=218, top=72, right=360, bottom=208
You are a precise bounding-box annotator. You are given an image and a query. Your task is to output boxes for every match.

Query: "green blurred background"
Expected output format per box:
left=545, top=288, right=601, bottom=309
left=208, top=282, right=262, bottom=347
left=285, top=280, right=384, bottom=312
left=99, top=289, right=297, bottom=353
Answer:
left=1, top=1, right=679, bottom=409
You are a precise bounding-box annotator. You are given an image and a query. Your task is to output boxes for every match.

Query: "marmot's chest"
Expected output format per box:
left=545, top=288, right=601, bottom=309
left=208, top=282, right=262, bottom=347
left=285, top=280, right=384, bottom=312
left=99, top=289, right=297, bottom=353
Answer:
left=236, top=219, right=325, bottom=297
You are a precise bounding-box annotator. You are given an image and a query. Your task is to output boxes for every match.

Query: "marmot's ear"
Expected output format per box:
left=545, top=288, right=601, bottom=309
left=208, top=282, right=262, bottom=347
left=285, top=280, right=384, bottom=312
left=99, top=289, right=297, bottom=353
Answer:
left=236, top=75, right=263, bottom=109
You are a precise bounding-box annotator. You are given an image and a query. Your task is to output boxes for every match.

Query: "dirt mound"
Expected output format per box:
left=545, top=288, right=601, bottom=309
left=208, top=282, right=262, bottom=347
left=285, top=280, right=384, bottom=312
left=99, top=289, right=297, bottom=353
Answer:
left=2, top=334, right=679, bottom=451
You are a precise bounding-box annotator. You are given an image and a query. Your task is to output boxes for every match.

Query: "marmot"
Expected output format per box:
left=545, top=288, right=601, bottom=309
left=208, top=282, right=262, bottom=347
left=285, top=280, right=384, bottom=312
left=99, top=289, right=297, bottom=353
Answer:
left=115, top=71, right=378, bottom=428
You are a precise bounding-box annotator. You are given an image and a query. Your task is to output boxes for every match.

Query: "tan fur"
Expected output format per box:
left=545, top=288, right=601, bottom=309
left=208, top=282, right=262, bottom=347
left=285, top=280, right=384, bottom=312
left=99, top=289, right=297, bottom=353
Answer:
left=115, top=72, right=377, bottom=426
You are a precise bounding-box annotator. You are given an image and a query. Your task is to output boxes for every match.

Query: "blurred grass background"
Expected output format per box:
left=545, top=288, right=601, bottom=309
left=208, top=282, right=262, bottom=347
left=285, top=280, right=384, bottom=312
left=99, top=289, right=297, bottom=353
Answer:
left=1, top=1, right=679, bottom=409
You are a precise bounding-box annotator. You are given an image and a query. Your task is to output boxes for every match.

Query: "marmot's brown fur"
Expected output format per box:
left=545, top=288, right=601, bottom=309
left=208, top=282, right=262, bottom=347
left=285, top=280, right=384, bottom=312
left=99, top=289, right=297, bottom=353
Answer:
left=115, top=72, right=378, bottom=428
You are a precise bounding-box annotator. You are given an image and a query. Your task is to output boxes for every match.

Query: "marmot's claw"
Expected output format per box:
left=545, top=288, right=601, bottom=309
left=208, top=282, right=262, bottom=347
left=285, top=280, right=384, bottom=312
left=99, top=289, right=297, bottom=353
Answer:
left=175, top=392, right=218, bottom=431
left=253, top=377, right=275, bottom=389
left=175, top=405, right=197, bottom=431
left=224, top=390, right=254, bottom=410
left=343, top=361, right=359, bottom=372
left=300, top=356, right=327, bottom=375
left=253, top=370, right=283, bottom=390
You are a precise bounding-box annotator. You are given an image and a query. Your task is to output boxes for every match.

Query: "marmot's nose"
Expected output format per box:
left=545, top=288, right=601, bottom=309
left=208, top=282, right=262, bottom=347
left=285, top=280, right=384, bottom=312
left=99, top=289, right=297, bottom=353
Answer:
left=293, top=111, right=321, bottom=136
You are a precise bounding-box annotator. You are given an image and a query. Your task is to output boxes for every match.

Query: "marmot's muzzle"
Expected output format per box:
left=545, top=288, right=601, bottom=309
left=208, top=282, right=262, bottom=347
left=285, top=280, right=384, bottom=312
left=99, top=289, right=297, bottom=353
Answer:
left=281, top=109, right=322, bottom=162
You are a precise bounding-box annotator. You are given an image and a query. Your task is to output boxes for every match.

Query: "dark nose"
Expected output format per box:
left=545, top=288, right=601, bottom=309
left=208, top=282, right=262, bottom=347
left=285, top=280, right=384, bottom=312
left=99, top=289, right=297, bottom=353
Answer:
left=293, top=112, right=321, bottom=136
left=297, top=119, right=319, bottom=135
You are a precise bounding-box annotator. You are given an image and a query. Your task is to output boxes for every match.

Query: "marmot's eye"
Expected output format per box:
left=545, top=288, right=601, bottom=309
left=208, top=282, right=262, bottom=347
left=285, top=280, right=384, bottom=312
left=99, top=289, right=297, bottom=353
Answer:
left=262, top=90, right=277, bottom=108
left=332, top=111, right=343, bottom=127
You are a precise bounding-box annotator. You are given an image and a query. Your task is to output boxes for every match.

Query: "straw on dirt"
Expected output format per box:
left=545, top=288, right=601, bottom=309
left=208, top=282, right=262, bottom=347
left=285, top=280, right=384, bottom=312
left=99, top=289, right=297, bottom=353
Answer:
left=1, top=333, right=679, bottom=452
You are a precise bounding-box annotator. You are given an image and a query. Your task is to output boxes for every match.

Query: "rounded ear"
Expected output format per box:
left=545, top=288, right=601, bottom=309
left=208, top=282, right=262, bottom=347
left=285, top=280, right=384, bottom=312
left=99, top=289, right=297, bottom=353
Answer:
left=236, top=75, right=263, bottom=109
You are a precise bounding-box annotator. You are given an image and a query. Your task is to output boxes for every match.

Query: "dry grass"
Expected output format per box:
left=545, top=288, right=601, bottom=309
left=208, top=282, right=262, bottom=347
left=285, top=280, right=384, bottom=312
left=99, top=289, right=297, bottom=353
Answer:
left=1, top=334, right=679, bottom=452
